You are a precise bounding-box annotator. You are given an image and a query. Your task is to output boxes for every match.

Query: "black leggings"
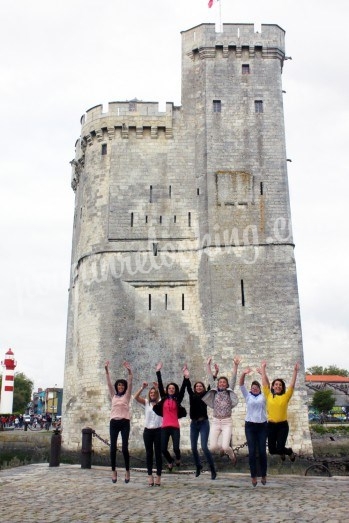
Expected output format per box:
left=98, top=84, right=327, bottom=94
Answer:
left=161, top=426, right=180, bottom=464
left=143, top=427, right=162, bottom=476
left=267, top=420, right=293, bottom=456
left=109, top=418, right=130, bottom=471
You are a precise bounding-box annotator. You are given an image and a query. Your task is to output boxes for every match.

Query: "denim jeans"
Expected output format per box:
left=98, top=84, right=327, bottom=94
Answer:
left=109, top=418, right=130, bottom=471
left=190, top=419, right=215, bottom=470
left=161, top=426, right=180, bottom=464
left=143, top=427, right=162, bottom=476
left=267, top=420, right=293, bottom=456
left=245, top=421, right=268, bottom=478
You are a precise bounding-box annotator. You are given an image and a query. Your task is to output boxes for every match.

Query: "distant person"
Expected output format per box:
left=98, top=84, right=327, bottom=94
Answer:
left=153, top=362, right=186, bottom=471
left=105, top=360, right=133, bottom=484
left=134, top=382, right=162, bottom=486
left=260, top=361, right=299, bottom=461
left=202, top=357, right=240, bottom=465
left=182, top=359, right=217, bottom=479
left=45, top=413, right=52, bottom=431
left=239, top=367, right=267, bottom=486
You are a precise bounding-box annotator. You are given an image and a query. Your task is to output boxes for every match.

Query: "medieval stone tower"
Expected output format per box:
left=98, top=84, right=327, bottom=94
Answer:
left=64, top=23, right=312, bottom=455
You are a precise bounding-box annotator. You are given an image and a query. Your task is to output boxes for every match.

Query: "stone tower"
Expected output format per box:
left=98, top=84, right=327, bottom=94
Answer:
left=64, top=23, right=312, bottom=455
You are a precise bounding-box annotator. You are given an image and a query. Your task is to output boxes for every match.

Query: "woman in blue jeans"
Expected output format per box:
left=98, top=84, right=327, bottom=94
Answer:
left=239, top=367, right=267, bottom=487
left=182, top=361, right=217, bottom=480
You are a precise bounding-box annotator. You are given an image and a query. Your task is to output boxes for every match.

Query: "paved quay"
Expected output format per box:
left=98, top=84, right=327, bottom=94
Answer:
left=0, top=464, right=348, bottom=523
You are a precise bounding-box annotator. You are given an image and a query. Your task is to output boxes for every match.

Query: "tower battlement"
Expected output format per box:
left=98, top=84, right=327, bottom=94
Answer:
left=181, top=22, right=285, bottom=53
left=81, top=101, right=174, bottom=140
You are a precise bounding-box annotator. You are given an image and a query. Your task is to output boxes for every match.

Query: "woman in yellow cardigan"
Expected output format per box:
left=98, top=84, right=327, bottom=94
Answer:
left=260, top=361, right=299, bottom=462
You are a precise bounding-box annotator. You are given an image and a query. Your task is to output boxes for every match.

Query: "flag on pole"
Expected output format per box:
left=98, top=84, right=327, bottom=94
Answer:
left=208, top=0, right=219, bottom=8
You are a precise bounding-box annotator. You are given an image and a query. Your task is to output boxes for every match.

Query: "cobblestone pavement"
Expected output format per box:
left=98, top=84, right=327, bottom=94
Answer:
left=0, top=464, right=348, bottom=523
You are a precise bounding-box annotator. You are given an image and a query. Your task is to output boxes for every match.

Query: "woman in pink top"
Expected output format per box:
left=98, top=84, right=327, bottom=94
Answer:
left=105, top=360, right=133, bottom=484
left=153, top=362, right=186, bottom=471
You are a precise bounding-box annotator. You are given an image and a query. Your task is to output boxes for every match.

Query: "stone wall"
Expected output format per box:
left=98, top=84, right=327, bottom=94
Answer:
left=63, top=23, right=312, bottom=455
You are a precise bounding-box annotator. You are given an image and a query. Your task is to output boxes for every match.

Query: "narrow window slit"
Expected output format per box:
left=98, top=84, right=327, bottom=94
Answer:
left=153, top=243, right=158, bottom=256
left=149, top=185, right=153, bottom=203
left=260, top=182, right=263, bottom=195
left=182, top=293, right=185, bottom=311
left=130, top=212, right=134, bottom=227
left=241, top=279, right=245, bottom=307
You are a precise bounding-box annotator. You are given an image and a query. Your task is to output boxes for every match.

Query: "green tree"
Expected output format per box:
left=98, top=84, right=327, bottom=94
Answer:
left=0, top=372, right=33, bottom=413
left=306, top=366, right=324, bottom=375
left=311, top=390, right=335, bottom=414
left=306, top=365, right=349, bottom=377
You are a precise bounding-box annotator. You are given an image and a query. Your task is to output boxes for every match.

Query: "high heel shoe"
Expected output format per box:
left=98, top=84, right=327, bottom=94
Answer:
left=112, top=471, right=117, bottom=483
left=167, top=462, right=173, bottom=472
left=251, top=478, right=258, bottom=487
left=195, top=464, right=203, bottom=477
left=125, top=471, right=130, bottom=484
left=148, top=475, right=154, bottom=487
left=154, top=475, right=161, bottom=486
left=261, top=477, right=267, bottom=485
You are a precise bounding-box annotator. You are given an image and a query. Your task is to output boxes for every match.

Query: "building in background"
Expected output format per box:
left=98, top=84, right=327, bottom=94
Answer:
left=31, top=387, right=63, bottom=418
left=64, top=22, right=312, bottom=454
left=306, top=375, right=349, bottom=412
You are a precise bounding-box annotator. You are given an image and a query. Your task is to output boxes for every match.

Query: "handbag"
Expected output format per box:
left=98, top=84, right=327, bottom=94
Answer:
left=178, top=404, right=187, bottom=418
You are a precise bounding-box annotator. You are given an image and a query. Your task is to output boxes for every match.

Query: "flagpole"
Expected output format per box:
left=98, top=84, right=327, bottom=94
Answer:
left=218, top=0, right=222, bottom=33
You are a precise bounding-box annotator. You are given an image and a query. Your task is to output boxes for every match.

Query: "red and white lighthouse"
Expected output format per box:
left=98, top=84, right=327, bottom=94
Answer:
left=0, top=348, right=17, bottom=414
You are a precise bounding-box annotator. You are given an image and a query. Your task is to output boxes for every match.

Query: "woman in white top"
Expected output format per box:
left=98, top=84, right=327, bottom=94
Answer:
left=239, top=367, right=267, bottom=487
left=134, top=382, right=163, bottom=486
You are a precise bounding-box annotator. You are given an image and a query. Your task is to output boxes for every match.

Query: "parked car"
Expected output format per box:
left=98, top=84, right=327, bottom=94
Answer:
left=308, top=413, right=320, bottom=422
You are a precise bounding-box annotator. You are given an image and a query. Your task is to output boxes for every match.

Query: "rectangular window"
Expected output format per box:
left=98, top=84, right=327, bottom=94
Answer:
left=242, top=64, right=250, bottom=74
left=101, top=143, right=107, bottom=155
left=213, top=100, right=221, bottom=113
left=255, top=100, right=263, bottom=113
left=129, top=102, right=136, bottom=112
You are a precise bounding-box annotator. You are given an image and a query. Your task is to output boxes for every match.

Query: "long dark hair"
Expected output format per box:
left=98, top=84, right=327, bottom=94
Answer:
left=193, top=381, right=207, bottom=395
left=165, top=382, right=179, bottom=396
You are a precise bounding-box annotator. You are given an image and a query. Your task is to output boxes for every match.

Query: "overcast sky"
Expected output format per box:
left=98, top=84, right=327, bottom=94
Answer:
left=0, top=0, right=348, bottom=391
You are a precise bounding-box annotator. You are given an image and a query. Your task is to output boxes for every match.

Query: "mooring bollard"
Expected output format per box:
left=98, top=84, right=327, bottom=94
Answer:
left=49, top=428, right=62, bottom=467
left=81, top=427, right=93, bottom=469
